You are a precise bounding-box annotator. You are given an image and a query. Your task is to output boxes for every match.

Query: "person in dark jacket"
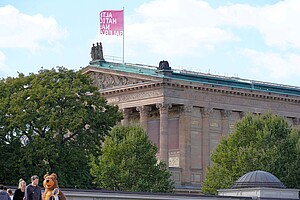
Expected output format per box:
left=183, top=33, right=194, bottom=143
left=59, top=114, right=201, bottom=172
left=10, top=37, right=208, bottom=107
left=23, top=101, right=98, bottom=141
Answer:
left=13, top=179, right=26, bottom=200
left=0, top=185, right=10, bottom=200
left=24, top=175, right=42, bottom=200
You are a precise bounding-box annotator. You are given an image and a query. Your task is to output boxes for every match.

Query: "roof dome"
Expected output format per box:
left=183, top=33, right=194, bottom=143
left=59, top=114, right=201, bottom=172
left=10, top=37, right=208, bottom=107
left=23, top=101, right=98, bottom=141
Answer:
left=231, top=170, right=286, bottom=189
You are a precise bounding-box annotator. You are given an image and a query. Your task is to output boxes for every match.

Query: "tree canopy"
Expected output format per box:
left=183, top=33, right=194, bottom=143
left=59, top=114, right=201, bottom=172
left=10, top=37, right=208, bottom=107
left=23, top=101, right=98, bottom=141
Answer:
left=0, top=67, right=122, bottom=187
left=202, top=112, right=300, bottom=195
left=90, top=125, right=174, bottom=192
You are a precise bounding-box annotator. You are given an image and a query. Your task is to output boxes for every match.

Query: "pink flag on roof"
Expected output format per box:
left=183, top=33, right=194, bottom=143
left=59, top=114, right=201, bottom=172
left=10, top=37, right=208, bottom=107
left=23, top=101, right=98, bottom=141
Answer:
left=100, top=10, right=124, bottom=36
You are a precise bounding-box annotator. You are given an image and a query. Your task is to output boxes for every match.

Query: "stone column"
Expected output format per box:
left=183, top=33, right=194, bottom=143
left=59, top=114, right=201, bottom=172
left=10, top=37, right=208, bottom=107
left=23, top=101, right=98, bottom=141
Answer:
left=136, top=105, right=151, bottom=132
left=179, top=105, right=192, bottom=184
left=200, top=107, right=213, bottom=180
left=156, top=103, right=171, bottom=166
left=221, top=110, right=232, bottom=137
left=121, top=108, right=130, bottom=126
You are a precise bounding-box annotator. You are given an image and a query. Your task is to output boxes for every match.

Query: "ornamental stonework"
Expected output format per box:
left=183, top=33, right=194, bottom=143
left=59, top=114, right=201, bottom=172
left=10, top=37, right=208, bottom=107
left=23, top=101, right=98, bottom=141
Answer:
left=88, top=71, right=144, bottom=89
left=117, top=89, right=163, bottom=102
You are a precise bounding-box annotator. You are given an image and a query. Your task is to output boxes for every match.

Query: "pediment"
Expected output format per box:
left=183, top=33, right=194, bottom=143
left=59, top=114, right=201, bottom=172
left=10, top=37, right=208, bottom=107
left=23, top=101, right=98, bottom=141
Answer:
left=86, top=71, right=151, bottom=89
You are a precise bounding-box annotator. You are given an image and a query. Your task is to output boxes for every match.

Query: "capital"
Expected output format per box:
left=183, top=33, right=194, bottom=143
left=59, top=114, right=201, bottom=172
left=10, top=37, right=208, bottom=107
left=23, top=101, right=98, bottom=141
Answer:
left=156, top=103, right=172, bottom=111
left=221, top=110, right=232, bottom=119
left=121, top=108, right=132, bottom=116
left=136, top=105, right=152, bottom=114
left=180, top=105, right=193, bottom=114
left=200, top=107, right=213, bottom=117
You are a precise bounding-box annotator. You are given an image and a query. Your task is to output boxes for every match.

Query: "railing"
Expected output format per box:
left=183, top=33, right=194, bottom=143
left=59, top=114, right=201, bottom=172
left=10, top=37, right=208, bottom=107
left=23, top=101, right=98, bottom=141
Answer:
left=104, top=55, right=123, bottom=63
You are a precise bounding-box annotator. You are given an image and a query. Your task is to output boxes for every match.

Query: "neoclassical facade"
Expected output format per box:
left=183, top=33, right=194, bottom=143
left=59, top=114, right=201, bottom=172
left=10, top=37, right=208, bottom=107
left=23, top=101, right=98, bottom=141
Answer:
left=82, top=58, right=300, bottom=191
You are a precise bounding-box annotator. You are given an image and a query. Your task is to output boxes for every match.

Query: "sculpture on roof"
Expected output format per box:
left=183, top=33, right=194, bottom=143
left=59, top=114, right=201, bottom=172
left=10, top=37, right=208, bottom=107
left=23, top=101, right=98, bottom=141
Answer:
left=91, top=42, right=104, bottom=61
left=158, top=60, right=171, bottom=71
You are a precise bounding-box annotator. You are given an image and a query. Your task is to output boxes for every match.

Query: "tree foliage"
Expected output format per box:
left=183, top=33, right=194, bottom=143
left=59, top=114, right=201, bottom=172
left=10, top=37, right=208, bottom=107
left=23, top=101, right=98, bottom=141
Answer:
left=90, top=125, right=174, bottom=192
left=0, top=67, right=122, bottom=187
left=202, top=112, right=300, bottom=195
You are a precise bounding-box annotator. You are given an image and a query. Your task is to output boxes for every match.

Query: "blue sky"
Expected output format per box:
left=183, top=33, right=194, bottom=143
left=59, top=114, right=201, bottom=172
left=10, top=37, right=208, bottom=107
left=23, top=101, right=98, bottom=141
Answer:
left=1, top=0, right=300, bottom=87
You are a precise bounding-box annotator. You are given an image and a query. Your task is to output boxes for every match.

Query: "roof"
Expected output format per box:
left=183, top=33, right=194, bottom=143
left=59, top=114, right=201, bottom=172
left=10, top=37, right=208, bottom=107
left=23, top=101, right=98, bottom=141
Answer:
left=231, top=170, right=286, bottom=189
left=87, top=60, right=300, bottom=97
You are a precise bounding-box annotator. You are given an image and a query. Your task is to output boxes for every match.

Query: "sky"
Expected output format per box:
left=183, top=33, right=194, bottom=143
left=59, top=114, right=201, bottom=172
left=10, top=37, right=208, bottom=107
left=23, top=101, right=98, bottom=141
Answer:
left=1, top=0, right=300, bottom=87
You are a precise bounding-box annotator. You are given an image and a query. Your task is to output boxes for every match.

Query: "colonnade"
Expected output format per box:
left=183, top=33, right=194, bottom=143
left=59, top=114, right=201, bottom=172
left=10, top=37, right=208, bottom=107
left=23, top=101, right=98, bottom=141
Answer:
left=121, top=104, right=237, bottom=183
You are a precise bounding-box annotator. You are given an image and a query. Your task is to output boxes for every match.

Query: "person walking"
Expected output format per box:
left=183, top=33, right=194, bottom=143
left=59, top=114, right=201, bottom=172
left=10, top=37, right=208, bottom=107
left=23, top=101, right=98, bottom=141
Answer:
left=24, top=175, right=42, bottom=200
left=0, top=185, right=10, bottom=200
left=13, top=179, right=26, bottom=200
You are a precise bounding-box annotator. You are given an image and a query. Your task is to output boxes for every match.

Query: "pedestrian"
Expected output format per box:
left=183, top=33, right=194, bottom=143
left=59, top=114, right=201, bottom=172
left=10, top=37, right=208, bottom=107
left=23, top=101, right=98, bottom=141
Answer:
left=0, top=185, right=10, bottom=200
left=24, top=175, right=41, bottom=200
left=13, top=179, right=26, bottom=200
left=7, top=189, right=13, bottom=200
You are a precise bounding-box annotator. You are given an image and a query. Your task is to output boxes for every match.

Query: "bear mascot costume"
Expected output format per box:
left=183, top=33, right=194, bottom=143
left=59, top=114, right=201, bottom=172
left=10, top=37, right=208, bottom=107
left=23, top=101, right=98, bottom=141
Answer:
left=42, top=173, right=66, bottom=200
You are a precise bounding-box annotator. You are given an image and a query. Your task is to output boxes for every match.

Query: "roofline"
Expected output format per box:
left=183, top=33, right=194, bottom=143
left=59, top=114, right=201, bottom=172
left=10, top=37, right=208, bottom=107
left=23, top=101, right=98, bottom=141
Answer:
left=82, top=61, right=300, bottom=98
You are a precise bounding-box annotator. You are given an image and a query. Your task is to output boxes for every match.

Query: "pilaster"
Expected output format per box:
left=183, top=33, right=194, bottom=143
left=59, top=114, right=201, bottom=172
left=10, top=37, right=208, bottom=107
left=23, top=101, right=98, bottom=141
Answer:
left=200, top=107, right=213, bottom=181
left=221, top=110, right=232, bottom=137
left=179, top=105, right=192, bottom=184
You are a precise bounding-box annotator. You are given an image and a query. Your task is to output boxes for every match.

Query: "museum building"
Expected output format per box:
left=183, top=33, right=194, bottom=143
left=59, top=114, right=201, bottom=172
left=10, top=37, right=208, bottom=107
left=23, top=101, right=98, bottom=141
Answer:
left=83, top=43, right=300, bottom=190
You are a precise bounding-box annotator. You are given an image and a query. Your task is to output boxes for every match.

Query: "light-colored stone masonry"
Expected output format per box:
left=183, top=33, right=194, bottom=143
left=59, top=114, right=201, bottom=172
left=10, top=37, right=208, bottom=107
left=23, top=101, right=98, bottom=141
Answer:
left=83, top=64, right=300, bottom=191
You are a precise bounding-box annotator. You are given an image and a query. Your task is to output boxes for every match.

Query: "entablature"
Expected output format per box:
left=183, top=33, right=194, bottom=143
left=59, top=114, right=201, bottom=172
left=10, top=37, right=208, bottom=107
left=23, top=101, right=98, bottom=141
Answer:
left=100, top=78, right=300, bottom=104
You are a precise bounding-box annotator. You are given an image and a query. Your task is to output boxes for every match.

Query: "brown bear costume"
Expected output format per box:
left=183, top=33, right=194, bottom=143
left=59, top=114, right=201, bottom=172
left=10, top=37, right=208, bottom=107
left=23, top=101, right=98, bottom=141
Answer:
left=42, top=173, right=66, bottom=200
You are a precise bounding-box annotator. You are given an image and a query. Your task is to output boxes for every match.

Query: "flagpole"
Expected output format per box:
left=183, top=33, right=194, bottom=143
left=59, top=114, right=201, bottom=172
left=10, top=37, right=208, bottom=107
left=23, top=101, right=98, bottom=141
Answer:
left=122, top=7, right=125, bottom=64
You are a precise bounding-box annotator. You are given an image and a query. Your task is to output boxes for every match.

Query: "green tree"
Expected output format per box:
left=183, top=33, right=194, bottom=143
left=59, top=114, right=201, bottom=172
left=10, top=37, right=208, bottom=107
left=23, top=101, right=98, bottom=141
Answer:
left=90, top=125, right=174, bottom=192
left=202, top=112, right=300, bottom=195
left=0, top=67, right=122, bottom=187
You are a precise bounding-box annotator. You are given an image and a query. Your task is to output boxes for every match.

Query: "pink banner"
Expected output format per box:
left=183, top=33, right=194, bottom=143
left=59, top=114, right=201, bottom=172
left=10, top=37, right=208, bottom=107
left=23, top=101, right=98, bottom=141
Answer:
left=100, top=10, right=124, bottom=36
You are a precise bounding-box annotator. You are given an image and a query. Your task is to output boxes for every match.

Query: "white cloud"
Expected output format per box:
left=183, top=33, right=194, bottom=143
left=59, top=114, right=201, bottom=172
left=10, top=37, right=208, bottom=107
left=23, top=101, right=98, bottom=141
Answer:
left=241, top=48, right=300, bottom=79
left=222, top=0, right=300, bottom=49
left=123, top=0, right=300, bottom=57
left=126, top=0, right=237, bottom=56
left=0, top=5, right=68, bottom=51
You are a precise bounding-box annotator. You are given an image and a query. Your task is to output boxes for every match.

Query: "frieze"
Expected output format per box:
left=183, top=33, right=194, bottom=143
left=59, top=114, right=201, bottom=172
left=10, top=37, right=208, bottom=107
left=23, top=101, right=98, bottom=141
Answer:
left=106, top=97, right=119, bottom=103
left=118, top=90, right=162, bottom=102
left=165, top=89, right=181, bottom=98
left=88, top=71, right=144, bottom=89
